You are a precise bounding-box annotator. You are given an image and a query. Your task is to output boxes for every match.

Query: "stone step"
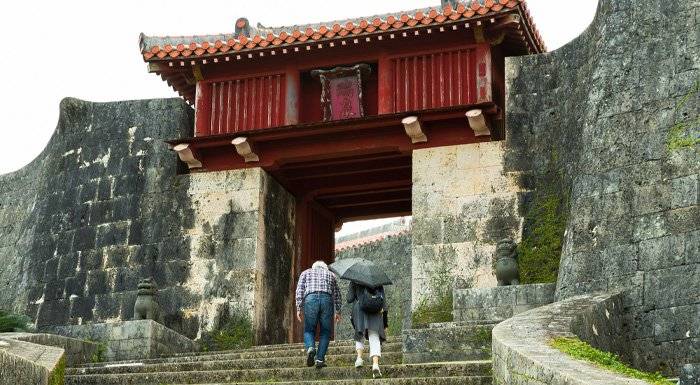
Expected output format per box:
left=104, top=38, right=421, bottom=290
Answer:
left=67, top=352, right=404, bottom=375
left=75, top=342, right=403, bottom=368
left=65, top=361, right=492, bottom=385
left=145, top=377, right=492, bottom=385
left=174, top=337, right=402, bottom=356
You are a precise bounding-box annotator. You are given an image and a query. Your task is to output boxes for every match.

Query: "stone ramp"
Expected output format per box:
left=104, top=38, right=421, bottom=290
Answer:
left=65, top=338, right=492, bottom=385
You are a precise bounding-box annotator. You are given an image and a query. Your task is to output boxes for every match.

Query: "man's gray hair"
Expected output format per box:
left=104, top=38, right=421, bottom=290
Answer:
left=312, top=260, right=328, bottom=270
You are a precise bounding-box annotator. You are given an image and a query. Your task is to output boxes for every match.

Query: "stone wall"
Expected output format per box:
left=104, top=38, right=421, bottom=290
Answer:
left=182, top=168, right=295, bottom=345
left=0, top=98, right=296, bottom=344
left=411, top=142, right=523, bottom=308
left=504, top=0, right=699, bottom=374
left=334, top=232, right=411, bottom=339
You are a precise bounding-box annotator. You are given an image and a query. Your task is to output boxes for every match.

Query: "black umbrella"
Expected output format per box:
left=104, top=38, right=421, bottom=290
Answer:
left=329, top=258, right=392, bottom=288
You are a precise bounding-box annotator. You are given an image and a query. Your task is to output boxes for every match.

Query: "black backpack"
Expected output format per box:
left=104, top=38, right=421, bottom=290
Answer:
left=359, top=286, right=385, bottom=313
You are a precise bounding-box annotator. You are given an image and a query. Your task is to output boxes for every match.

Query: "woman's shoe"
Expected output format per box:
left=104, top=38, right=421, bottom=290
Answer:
left=372, top=363, right=382, bottom=378
left=355, top=356, right=363, bottom=368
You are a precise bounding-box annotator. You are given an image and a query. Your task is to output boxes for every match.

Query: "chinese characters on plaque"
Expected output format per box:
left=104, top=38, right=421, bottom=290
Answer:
left=311, top=64, right=371, bottom=121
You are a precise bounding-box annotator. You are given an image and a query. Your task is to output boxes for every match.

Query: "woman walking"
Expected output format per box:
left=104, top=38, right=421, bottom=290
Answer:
left=347, top=281, right=388, bottom=378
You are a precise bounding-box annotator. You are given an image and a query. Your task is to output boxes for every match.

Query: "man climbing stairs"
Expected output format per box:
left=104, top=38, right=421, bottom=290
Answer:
left=64, top=336, right=492, bottom=384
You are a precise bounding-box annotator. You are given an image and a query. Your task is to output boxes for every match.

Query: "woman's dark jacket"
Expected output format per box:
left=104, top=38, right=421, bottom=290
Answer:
left=347, top=282, right=388, bottom=342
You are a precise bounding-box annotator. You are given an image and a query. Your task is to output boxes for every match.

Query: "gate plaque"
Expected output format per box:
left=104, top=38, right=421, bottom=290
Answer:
left=311, top=64, right=371, bottom=121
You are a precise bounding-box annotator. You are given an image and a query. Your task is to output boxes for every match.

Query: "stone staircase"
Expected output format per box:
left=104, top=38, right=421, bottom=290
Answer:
left=64, top=337, right=492, bottom=385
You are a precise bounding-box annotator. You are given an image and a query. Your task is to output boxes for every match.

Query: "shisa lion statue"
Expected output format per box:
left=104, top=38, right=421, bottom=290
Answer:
left=494, top=239, right=520, bottom=286
left=133, top=277, right=160, bottom=321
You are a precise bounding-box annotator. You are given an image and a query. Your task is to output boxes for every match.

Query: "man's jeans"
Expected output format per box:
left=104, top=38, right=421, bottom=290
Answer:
left=303, top=292, right=333, bottom=362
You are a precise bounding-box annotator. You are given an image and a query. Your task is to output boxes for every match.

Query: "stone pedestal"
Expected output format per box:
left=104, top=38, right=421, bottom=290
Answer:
left=453, top=283, right=555, bottom=322
left=50, top=320, right=198, bottom=361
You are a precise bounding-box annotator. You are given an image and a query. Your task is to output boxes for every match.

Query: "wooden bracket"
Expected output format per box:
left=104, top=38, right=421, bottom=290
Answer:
left=401, top=116, right=428, bottom=143
left=232, top=137, right=260, bottom=162
left=173, top=143, right=203, bottom=169
left=466, top=109, right=491, bottom=136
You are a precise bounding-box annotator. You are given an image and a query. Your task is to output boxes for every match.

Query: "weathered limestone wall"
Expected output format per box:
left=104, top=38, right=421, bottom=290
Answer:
left=0, top=98, right=296, bottom=344
left=504, top=0, right=699, bottom=374
left=411, top=142, right=523, bottom=308
left=334, top=232, right=412, bottom=339
left=253, top=172, right=296, bottom=345
left=0, top=97, right=197, bottom=335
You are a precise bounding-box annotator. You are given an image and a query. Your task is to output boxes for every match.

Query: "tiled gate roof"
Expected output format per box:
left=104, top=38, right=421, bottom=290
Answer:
left=140, top=0, right=545, bottom=61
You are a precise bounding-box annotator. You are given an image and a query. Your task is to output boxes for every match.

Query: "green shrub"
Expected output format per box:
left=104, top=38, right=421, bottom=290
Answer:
left=0, top=309, right=30, bottom=332
left=551, top=337, right=674, bottom=385
left=200, top=311, right=254, bottom=351
left=89, top=342, right=107, bottom=363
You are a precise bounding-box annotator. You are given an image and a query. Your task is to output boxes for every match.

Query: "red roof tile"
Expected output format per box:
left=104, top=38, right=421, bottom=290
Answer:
left=140, top=0, right=545, bottom=62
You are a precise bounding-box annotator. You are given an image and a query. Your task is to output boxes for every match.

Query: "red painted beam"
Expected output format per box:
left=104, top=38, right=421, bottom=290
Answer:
left=318, top=189, right=410, bottom=207
left=333, top=200, right=412, bottom=222
left=281, top=156, right=410, bottom=181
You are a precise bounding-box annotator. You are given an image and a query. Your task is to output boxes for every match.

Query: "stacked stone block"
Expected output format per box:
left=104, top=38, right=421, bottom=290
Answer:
left=51, top=320, right=198, bottom=361
left=411, top=142, right=524, bottom=307
left=453, top=283, right=555, bottom=322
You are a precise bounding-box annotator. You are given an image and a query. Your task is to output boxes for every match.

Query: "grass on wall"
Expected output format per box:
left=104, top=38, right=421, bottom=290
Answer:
left=551, top=337, right=674, bottom=385
left=48, top=356, right=66, bottom=385
left=411, top=293, right=453, bottom=327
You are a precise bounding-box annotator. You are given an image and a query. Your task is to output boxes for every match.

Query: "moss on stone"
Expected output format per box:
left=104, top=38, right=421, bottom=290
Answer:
left=551, top=337, right=674, bottom=385
left=471, top=327, right=492, bottom=346
left=48, top=356, right=66, bottom=385
left=517, top=185, right=568, bottom=284
left=667, top=80, right=700, bottom=151
left=200, top=311, right=254, bottom=351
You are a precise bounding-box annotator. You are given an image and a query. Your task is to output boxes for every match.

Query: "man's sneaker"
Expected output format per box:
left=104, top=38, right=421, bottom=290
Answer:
left=355, top=356, right=364, bottom=368
left=306, top=347, right=316, bottom=367
left=372, top=363, right=382, bottom=378
left=315, top=359, right=327, bottom=369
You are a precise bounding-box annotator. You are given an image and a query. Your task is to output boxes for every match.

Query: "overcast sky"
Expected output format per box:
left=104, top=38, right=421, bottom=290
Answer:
left=0, top=0, right=598, bottom=234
